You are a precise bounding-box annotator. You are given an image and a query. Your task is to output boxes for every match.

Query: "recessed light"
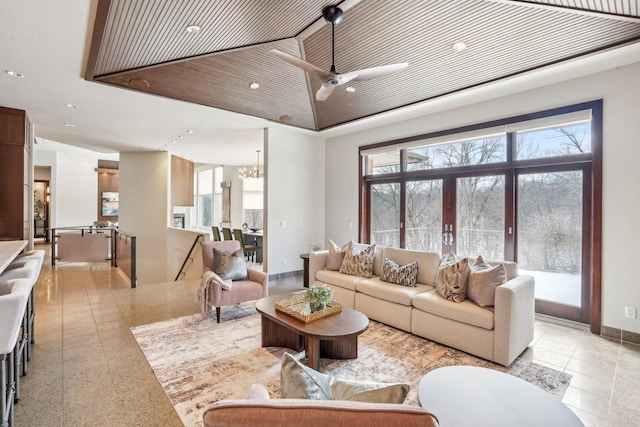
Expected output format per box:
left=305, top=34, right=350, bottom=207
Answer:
left=172, top=140, right=177, bottom=144
left=452, top=41, right=467, bottom=53
left=65, top=103, right=78, bottom=109
left=346, top=86, right=356, bottom=93
left=186, top=130, right=194, bottom=134
left=249, top=82, right=260, bottom=90
left=64, top=123, right=76, bottom=128
left=186, top=25, right=201, bottom=34
left=5, top=70, right=25, bottom=78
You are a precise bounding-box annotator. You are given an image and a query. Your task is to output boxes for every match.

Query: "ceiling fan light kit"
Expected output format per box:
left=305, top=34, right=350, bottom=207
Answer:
left=271, top=5, right=408, bottom=101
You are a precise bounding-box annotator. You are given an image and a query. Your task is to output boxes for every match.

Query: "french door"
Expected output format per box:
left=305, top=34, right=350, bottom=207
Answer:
left=362, top=101, right=601, bottom=327
left=368, top=168, right=590, bottom=324
left=516, top=166, right=590, bottom=323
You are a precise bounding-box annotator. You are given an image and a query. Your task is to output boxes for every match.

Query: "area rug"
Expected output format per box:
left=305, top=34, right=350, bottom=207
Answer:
left=131, top=303, right=571, bottom=427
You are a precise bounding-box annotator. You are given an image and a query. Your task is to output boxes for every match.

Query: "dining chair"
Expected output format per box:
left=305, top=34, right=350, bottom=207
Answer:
left=233, top=229, right=260, bottom=263
left=222, top=227, right=233, bottom=241
left=212, top=226, right=221, bottom=241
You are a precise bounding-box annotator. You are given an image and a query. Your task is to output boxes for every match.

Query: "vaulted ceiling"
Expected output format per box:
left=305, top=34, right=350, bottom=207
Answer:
left=86, top=0, right=640, bottom=132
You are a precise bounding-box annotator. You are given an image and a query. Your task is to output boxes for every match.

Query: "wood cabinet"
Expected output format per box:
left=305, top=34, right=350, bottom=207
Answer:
left=170, top=155, right=194, bottom=206
left=0, top=106, right=32, bottom=241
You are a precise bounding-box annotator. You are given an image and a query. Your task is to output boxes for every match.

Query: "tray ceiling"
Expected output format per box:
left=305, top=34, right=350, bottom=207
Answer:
left=86, top=0, right=640, bottom=131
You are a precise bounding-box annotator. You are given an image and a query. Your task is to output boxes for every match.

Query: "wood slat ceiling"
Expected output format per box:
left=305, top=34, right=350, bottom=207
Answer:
left=87, top=0, right=640, bottom=131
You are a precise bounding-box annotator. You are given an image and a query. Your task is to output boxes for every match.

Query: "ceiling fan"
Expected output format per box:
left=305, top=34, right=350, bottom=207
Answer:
left=270, top=5, right=409, bottom=101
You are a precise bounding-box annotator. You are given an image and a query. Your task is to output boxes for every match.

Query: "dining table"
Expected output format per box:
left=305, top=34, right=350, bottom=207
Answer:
left=0, top=240, right=28, bottom=275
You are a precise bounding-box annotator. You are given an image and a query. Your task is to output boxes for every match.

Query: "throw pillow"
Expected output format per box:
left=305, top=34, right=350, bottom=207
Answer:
left=280, top=353, right=409, bottom=403
left=435, top=252, right=470, bottom=303
left=212, top=248, right=248, bottom=281
left=380, top=257, right=419, bottom=287
left=207, top=271, right=233, bottom=291
left=339, top=242, right=376, bottom=278
left=467, top=255, right=507, bottom=307
left=326, top=239, right=350, bottom=271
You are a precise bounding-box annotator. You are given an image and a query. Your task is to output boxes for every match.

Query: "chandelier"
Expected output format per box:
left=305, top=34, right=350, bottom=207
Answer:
left=238, top=150, right=263, bottom=179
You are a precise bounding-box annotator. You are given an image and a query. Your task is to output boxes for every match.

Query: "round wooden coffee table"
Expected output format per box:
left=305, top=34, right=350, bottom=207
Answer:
left=418, top=366, right=583, bottom=427
left=255, top=292, right=369, bottom=371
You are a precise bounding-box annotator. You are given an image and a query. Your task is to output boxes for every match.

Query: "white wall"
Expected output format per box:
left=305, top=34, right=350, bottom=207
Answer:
left=325, top=61, right=640, bottom=334
left=266, top=126, right=325, bottom=275
left=119, top=151, right=170, bottom=285
left=34, top=142, right=111, bottom=229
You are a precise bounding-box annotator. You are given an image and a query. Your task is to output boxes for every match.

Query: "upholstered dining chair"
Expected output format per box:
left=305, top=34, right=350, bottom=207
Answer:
left=233, top=229, right=260, bottom=263
left=222, top=227, right=233, bottom=241
left=199, top=240, right=268, bottom=322
left=212, top=226, right=222, bottom=241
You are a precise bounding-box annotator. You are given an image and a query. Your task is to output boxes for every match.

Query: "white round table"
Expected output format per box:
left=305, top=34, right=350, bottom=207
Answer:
left=418, top=366, right=584, bottom=427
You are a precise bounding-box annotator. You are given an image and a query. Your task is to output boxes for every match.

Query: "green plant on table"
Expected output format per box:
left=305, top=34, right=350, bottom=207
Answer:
left=305, top=285, right=334, bottom=312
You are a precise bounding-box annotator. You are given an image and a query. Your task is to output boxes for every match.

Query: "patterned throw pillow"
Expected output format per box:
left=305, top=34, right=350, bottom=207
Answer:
left=212, top=248, right=248, bottom=281
left=435, top=252, right=470, bottom=303
left=381, top=257, right=419, bottom=287
left=326, top=239, right=350, bottom=271
left=467, top=255, right=507, bottom=307
left=339, top=242, right=376, bottom=278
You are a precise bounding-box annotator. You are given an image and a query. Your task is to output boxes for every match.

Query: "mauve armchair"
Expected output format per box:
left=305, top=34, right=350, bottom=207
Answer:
left=200, top=241, right=268, bottom=322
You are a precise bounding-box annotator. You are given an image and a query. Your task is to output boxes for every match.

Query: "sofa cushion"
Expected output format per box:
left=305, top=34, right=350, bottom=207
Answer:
left=381, top=257, right=419, bottom=287
left=382, top=247, right=441, bottom=286
left=435, top=252, right=470, bottom=303
left=327, top=239, right=350, bottom=271
left=280, top=353, right=409, bottom=403
left=340, top=242, right=376, bottom=278
left=412, top=289, right=494, bottom=330
left=213, top=248, right=248, bottom=280
left=357, top=277, right=434, bottom=306
left=316, top=270, right=366, bottom=291
left=467, top=255, right=507, bottom=307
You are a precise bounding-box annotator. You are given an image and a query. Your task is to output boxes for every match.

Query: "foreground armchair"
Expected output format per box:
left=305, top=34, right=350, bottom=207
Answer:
left=200, top=241, right=268, bottom=322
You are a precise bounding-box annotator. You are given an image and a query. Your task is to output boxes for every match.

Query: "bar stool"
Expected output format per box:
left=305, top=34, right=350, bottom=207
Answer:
left=4, top=254, right=42, bottom=365
left=0, top=278, right=31, bottom=427
left=0, top=259, right=39, bottom=401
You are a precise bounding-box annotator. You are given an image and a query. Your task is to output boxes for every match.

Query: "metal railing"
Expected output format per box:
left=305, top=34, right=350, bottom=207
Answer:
left=175, top=234, right=205, bottom=281
left=51, top=225, right=137, bottom=288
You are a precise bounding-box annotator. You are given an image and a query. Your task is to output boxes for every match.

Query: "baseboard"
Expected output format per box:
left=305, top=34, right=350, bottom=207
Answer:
left=268, top=270, right=303, bottom=281
left=601, top=325, right=640, bottom=345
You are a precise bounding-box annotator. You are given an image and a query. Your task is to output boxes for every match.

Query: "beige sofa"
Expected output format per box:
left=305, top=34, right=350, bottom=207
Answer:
left=310, top=245, right=534, bottom=366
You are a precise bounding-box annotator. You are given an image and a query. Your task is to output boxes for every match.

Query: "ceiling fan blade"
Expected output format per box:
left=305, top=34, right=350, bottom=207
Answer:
left=351, top=62, right=409, bottom=81
left=270, top=49, right=335, bottom=80
left=316, top=83, right=336, bottom=101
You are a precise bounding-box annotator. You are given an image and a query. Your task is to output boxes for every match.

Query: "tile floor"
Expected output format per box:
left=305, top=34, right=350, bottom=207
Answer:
left=12, top=251, right=640, bottom=426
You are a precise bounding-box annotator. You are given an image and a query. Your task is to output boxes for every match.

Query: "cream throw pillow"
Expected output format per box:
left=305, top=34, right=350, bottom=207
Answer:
left=280, top=353, right=409, bottom=403
left=436, top=252, right=470, bottom=303
left=339, top=242, right=376, bottom=278
left=467, top=255, right=507, bottom=307
left=326, top=239, right=350, bottom=271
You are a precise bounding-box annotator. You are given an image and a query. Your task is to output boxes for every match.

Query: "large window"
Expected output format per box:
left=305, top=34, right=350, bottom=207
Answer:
left=360, top=101, right=602, bottom=327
